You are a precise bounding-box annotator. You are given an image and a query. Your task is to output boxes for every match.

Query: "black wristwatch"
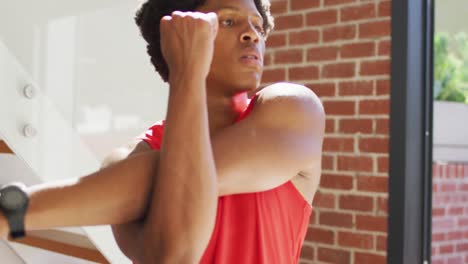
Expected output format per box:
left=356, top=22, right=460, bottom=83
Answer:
left=0, top=183, right=29, bottom=239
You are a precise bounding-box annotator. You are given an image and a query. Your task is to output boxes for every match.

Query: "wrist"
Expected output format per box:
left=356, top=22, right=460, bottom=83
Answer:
left=169, top=75, right=207, bottom=101
left=0, top=212, right=8, bottom=238
left=169, top=69, right=206, bottom=87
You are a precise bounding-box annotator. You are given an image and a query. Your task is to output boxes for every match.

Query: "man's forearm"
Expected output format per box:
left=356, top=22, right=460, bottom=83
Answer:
left=143, top=75, right=218, bottom=262
left=0, top=75, right=218, bottom=263
left=21, top=151, right=158, bottom=232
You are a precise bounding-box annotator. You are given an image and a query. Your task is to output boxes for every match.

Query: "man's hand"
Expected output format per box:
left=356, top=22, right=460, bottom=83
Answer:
left=160, top=11, right=219, bottom=82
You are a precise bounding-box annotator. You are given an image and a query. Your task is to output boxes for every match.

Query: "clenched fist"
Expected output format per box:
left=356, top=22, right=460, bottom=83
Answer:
left=160, top=11, right=219, bottom=83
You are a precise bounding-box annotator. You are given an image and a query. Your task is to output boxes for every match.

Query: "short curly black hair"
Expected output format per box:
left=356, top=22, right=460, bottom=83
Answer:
left=134, top=0, right=274, bottom=82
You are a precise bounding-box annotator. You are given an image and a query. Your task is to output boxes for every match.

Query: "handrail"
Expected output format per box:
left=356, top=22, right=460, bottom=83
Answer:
left=0, top=140, right=14, bottom=154
left=9, top=235, right=109, bottom=264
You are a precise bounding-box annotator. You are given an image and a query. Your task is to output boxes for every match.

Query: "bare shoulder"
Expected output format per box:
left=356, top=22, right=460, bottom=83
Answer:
left=254, top=82, right=325, bottom=127
left=256, top=82, right=323, bottom=105
left=101, top=139, right=153, bottom=169
left=256, top=83, right=325, bottom=203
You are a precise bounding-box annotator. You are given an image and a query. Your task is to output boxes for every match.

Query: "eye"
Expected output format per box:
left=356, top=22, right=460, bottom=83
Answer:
left=221, top=18, right=235, bottom=27
left=255, top=25, right=266, bottom=36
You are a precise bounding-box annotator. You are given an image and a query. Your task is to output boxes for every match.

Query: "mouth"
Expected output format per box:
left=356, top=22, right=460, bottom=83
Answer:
left=241, top=54, right=259, bottom=60
left=240, top=53, right=263, bottom=68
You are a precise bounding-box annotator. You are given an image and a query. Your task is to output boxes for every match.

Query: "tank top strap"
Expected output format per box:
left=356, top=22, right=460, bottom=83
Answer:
left=235, top=93, right=259, bottom=123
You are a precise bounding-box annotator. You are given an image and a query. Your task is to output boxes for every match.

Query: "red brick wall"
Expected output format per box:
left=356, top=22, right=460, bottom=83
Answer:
left=263, top=0, right=391, bottom=263
left=432, top=163, right=468, bottom=264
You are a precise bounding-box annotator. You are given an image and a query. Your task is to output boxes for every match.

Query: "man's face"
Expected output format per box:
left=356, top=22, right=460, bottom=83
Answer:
left=197, top=0, right=266, bottom=93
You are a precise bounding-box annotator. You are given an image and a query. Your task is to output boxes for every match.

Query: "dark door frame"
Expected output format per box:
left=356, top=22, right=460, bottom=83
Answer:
left=387, top=0, right=434, bottom=263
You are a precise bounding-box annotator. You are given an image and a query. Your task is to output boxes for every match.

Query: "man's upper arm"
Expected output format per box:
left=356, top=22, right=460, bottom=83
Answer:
left=101, top=139, right=153, bottom=169
left=100, top=82, right=325, bottom=197
left=213, top=82, right=325, bottom=196
left=101, top=139, right=153, bottom=263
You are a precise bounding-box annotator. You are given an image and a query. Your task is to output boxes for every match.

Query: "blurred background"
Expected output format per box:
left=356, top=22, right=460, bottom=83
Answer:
left=432, top=1, right=468, bottom=264
left=1, top=0, right=168, bottom=263
left=1, top=0, right=467, bottom=263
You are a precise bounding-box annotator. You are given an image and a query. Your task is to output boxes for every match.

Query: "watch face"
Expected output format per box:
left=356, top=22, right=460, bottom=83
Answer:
left=0, top=187, right=27, bottom=211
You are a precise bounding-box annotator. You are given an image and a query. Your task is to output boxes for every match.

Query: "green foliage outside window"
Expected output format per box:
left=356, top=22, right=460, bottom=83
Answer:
left=434, top=32, right=468, bottom=104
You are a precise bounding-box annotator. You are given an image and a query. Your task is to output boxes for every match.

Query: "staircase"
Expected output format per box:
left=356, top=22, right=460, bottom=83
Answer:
left=0, top=38, right=129, bottom=264
left=0, top=139, right=114, bottom=263
left=1, top=1, right=169, bottom=262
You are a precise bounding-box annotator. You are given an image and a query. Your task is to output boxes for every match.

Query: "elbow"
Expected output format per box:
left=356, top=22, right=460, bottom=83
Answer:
left=145, top=248, right=200, bottom=264
left=142, top=233, right=203, bottom=264
left=111, top=225, right=145, bottom=263
left=161, top=251, right=200, bottom=264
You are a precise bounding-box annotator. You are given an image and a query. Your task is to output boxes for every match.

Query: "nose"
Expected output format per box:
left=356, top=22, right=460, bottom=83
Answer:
left=240, top=23, right=260, bottom=44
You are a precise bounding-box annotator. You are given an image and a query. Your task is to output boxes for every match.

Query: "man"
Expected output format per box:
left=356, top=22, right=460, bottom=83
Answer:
left=0, top=0, right=325, bottom=263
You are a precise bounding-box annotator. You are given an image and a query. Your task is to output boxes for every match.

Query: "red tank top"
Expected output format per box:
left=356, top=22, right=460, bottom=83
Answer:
left=136, top=94, right=312, bottom=263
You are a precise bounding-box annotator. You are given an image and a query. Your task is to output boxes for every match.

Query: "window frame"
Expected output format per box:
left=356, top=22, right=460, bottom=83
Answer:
left=387, top=0, right=434, bottom=263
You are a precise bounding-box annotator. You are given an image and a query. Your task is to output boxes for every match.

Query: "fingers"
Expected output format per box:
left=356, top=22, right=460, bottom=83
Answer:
left=160, top=16, right=171, bottom=36
left=161, top=15, right=171, bottom=22
left=206, top=12, right=219, bottom=35
left=205, top=12, right=218, bottom=22
left=161, top=11, right=218, bottom=25
left=160, top=11, right=218, bottom=37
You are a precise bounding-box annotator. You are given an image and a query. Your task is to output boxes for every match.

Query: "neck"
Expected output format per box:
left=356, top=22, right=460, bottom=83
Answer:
left=206, top=90, right=249, bottom=136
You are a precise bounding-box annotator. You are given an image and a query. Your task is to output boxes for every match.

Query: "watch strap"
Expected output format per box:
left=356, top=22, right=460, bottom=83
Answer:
left=10, top=230, right=25, bottom=239
left=7, top=212, right=26, bottom=239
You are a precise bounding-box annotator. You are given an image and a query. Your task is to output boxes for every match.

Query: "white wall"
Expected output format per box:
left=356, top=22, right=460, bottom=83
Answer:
left=433, top=102, right=468, bottom=163
left=1, top=1, right=168, bottom=262
left=0, top=0, right=169, bottom=162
